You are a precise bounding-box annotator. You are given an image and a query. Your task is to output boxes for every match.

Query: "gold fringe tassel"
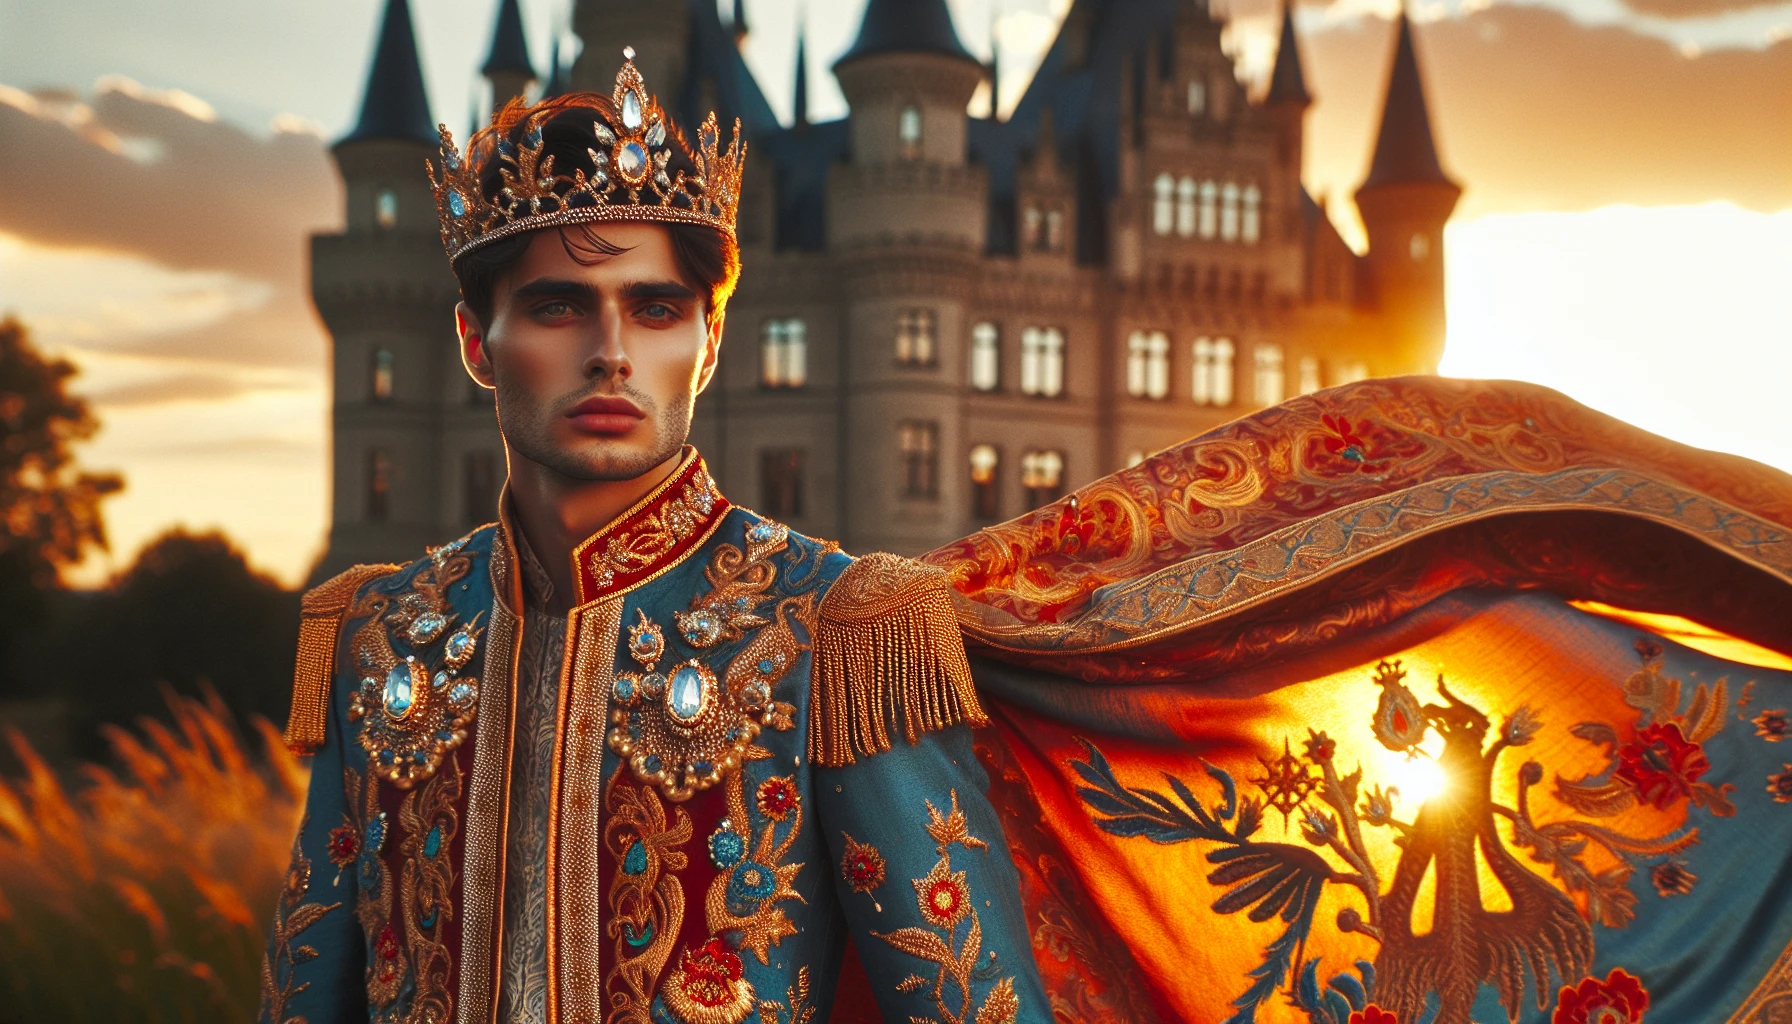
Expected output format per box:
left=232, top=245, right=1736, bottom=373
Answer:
left=808, top=552, right=986, bottom=767
left=284, top=563, right=397, bottom=755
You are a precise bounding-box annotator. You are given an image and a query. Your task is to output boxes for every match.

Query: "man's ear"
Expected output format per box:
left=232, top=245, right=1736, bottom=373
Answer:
left=693, top=308, right=725, bottom=396
left=456, top=301, right=497, bottom=391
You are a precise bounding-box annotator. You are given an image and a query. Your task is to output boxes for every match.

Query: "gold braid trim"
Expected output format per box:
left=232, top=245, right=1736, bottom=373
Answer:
left=808, top=552, right=985, bottom=767
left=284, top=563, right=400, bottom=755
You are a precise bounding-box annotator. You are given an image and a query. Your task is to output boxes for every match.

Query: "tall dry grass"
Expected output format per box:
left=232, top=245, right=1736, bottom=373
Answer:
left=0, top=691, right=304, bottom=1023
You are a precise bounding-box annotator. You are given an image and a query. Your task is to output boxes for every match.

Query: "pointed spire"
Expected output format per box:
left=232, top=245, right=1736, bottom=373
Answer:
left=543, top=35, right=571, bottom=99
left=343, top=0, right=437, bottom=146
left=481, top=0, right=534, bottom=78
left=987, top=4, right=1002, bottom=119
left=836, top=0, right=978, bottom=68
left=732, top=0, right=750, bottom=47
left=1267, top=0, right=1311, bottom=107
left=1361, top=9, right=1455, bottom=189
left=792, top=19, right=809, bottom=128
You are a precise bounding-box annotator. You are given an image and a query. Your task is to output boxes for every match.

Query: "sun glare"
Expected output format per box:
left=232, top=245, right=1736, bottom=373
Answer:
left=1387, top=753, right=1448, bottom=807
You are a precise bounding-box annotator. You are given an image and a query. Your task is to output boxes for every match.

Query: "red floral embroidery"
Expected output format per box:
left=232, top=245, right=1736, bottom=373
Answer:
left=756, top=776, right=799, bottom=821
left=675, top=938, right=745, bottom=1006
left=326, top=822, right=360, bottom=869
left=1615, top=722, right=1709, bottom=810
left=914, top=858, right=971, bottom=929
left=841, top=833, right=886, bottom=894
left=373, top=923, right=402, bottom=983
left=1349, top=1007, right=1399, bottom=1024
left=1754, top=709, right=1788, bottom=743
left=1768, top=765, right=1792, bottom=804
left=1321, top=414, right=1384, bottom=471
left=1552, top=968, right=1649, bottom=1024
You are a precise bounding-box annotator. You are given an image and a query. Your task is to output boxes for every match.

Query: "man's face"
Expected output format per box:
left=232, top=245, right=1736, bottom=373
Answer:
left=457, top=223, right=722, bottom=483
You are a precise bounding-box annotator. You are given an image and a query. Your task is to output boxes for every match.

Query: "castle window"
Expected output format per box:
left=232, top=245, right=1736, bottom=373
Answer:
left=969, top=443, right=1000, bottom=520
left=1410, top=233, right=1431, bottom=261
left=760, top=448, right=804, bottom=518
left=1045, top=209, right=1064, bottom=251
left=1254, top=343, right=1286, bottom=406
left=761, top=317, right=807, bottom=388
left=1020, top=327, right=1064, bottom=397
left=463, top=451, right=496, bottom=526
left=895, top=308, right=937, bottom=366
left=1187, top=79, right=1206, bottom=116
left=1242, top=185, right=1261, bottom=244
left=366, top=448, right=392, bottom=523
left=898, top=420, right=939, bottom=499
left=1220, top=182, right=1241, bottom=242
left=1298, top=355, right=1322, bottom=396
left=1126, top=450, right=1147, bottom=468
left=970, top=321, right=1000, bottom=391
left=1023, top=205, right=1043, bottom=248
left=1021, top=449, right=1064, bottom=509
left=371, top=348, right=395, bottom=402
left=1152, top=174, right=1174, bottom=236
left=1192, top=337, right=1235, bottom=406
left=1176, top=177, right=1197, bottom=238
left=1126, top=330, right=1169, bottom=399
left=375, top=188, right=398, bottom=230
left=1198, top=180, right=1218, bottom=239
left=1336, top=361, right=1370, bottom=385
left=899, top=104, right=922, bottom=159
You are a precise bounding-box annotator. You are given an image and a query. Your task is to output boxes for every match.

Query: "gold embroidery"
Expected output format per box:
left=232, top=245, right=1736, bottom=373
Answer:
left=286, top=563, right=397, bottom=755
left=577, top=465, right=722, bottom=593
left=349, top=765, right=407, bottom=1010
left=347, top=539, right=482, bottom=788
left=604, top=770, right=692, bottom=1024
left=675, top=520, right=789, bottom=648
left=398, top=752, right=463, bottom=1023
left=872, top=789, right=1019, bottom=1024
left=702, top=764, right=806, bottom=964
left=260, top=816, right=342, bottom=1024
left=754, top=966, right=816, bottom=1024
left=808, top=553, right=986, bottom=768
left=839, top=834, right=887, bottom=911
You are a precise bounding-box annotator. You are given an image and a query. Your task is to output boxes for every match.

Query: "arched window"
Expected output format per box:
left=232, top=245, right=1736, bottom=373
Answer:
left=1176, top=177, right=1197, bottom=238
left=375, top=188, right=398, bottom=230
left=1023, top=205, right=1043, bottom=248
left=1298, top=355, right=1322, bottom=396
left=1021, top=450, right=1065, bottom=508
left=1254, top=343, right=1285, bottom=406
left=1410, top=233, right=1431, bottom=261
left=899, top=104, right=922, bottom=159
left=898, top=420, right=939, bottom=498
left=970, top=321, right=1000, bottom=391
left=1045, top=209, right=1064, bottom=251
left=896, top=309, right=937, bottom=366
left=969, top=444, right=1000, bottom=520
left=1021, top=327, right=1064, bottom=397
left=366, top=448, right=391, bottom=523
left=1220, top=182, right=1241, bottom=242
left=1192, top=337, right=1235, bottom=406
left=371, top=348, right=395, bottom=402
left=1126, top=330, right=1169, bottom=399
left=1125, top=450, right=1147, bottom=468
left=1186, top=80, right=1206, bottom=116
left=1198, top=180, right=1218, bottom=239
left=1335, top=361, right=1370, bottom=385
left=1152, top=173, right=1174, bottom=236
left=1241, top=185, right=1261, bottom=244
left=760, top=318, right=807, bottom=388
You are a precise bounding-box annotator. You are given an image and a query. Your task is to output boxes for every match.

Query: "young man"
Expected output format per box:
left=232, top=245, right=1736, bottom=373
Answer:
left=262, top=54, right=1047, bottom=1024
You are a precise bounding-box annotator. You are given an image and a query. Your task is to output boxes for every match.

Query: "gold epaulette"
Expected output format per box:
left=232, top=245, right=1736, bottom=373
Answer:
left=284, top=563, right=399, bottom=755
left=808, top=552, right=986, bottom=767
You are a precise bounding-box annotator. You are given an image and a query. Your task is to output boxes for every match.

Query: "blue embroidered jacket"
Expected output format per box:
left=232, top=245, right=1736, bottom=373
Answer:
left=260, top=450, right=1049, bottom=1024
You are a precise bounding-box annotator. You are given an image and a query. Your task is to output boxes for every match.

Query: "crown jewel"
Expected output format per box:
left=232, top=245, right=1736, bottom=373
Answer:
left=428, top=49, right=746, bottom=263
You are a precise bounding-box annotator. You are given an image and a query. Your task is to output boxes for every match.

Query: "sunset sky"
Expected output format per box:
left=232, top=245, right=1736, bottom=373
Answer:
left=0, top=0, right=1788, bottom=586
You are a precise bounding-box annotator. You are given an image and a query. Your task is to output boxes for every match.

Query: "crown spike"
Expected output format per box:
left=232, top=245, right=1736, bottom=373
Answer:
left=623, top=45, right=636, bottom=60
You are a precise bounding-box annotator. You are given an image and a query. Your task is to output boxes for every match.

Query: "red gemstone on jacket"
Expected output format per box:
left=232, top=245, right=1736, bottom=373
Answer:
left=1551, top=967, right=1650, bottom=1024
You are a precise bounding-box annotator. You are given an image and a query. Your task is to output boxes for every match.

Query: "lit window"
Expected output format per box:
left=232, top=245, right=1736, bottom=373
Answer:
left=970, top=322, right=1000, bottom=392
left=899, top=104, right=922, bottom=159
left=1254, top=343, right=1285, bottom=406
left=1410, top=233, right=1431, bottom=261
left=1021, top=449, right=1064, bottom=508
left=1242, top=185, right=1261, bottom=245
left=1198, top=180, right=1218, bottom=239
left=1335, top=361, right=1370, bottom=385
left=760, top=448, right=804, bottom=517
left=1298, top=355, right=1322, bottom=396
left=1186, top=79, right=1206, bottom=116
left=463, top=451, right=496, bottom=526
left=1192, top=337, right=1235, bottom=406
left=760, top=318, right=807, bottom=388
left=898, top=420, right=939, bottom=498
left=1152, top=173, right=1174, bottom=236
left=1023, top=206, right=1042, bottom=248
left=1126, top=330, right=1169, bottom=399
left=896, top=308, right=937, bottom=366
left=1176, top=177, right=1197, bottom=238
left=366, top=449, right=391, bottom=523
left=372, top=348, right=395, bottom=402
left=375, top=188, right=398, bottom=230
left=1220, top=182, right=1240, bottom=242
left=1045, top=209, right=1064, bottom=251
left=1021, top=327, right=1064, bottom=397
left=969, top=443, right=999, bottom=520
left=1126, top=449, right=1147, bottom=468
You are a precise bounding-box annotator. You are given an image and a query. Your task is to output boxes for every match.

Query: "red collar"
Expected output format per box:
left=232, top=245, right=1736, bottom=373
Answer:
left=565, top=449, right=729, bottom=605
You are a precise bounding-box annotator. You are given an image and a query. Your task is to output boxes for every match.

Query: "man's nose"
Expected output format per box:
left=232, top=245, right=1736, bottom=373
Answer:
left=583, top=299, right=631, bottom=382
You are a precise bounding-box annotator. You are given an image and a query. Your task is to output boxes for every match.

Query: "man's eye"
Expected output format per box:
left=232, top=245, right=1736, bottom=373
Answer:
left=641, top=303, right=672, bottom=319
left=536, top=301, right=576, bottom=318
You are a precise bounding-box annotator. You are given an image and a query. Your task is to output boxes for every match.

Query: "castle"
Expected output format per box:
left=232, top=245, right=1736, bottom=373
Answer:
left=312, top=0, right=1461, bottom=576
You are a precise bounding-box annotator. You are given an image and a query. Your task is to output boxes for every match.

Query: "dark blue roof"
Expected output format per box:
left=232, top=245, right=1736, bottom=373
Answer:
left=835, top=0, right=978, bottom=68
left=482, top=0, right=535, bottom=78
left=342, top=0, right=437, bottom=147
left=1267, top=2, right=1311, bottom=105
left=674, top=0, right=780, bottom=141
left=1361, top=13, right=1453, bottom=189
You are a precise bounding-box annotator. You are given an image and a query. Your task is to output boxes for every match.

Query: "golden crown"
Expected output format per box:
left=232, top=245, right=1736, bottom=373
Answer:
left=428, top=48, right=746, bottom=263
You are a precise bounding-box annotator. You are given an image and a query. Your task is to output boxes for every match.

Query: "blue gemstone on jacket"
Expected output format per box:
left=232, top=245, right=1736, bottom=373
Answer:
left=623, top=840, right=648, bottom=875
left=383, top=663, right=414, bottom=718
left=709, top=829, right=744, bottom=869
left=728, top=861, right=776, bottom=904
left=668, top=665, right=704, bottom=721
left=423, top=825, right=442, bottom=859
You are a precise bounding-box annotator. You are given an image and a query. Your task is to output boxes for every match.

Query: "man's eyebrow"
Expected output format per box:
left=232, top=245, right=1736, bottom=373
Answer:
left=510, top=278, right=597, bottom=302
left=622, top=280, right=699, bottom=302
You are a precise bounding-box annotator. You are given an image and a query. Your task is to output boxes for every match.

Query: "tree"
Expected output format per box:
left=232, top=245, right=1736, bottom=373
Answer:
left=0, top=318, right=122, bottom=679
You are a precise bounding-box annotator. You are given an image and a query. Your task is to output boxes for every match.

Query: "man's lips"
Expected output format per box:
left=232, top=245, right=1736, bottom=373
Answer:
left=565, top=395, right=645, bottom=435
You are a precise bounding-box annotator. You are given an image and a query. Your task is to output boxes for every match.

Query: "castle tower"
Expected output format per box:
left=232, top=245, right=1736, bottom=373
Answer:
left=826, top=0, right=988, bottom=551
left=482, top=0, right=537, bottom=113
left=1265, top=0, right=1311, bottom=244
left=313, top=0, right=497, bottom=578
left=570, top=0, right=688, bottom=101
left=1354, top=10, right=1461, bottom=373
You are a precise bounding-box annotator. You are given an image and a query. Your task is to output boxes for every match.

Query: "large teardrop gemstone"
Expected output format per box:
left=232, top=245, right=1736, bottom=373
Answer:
left=667, top=663, right=707, bottom=724
left=620, top=89, right=644, bottom=130
left=617, top=141, right=648, bottom=182
left=384, top=660, right=418, bottom=719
